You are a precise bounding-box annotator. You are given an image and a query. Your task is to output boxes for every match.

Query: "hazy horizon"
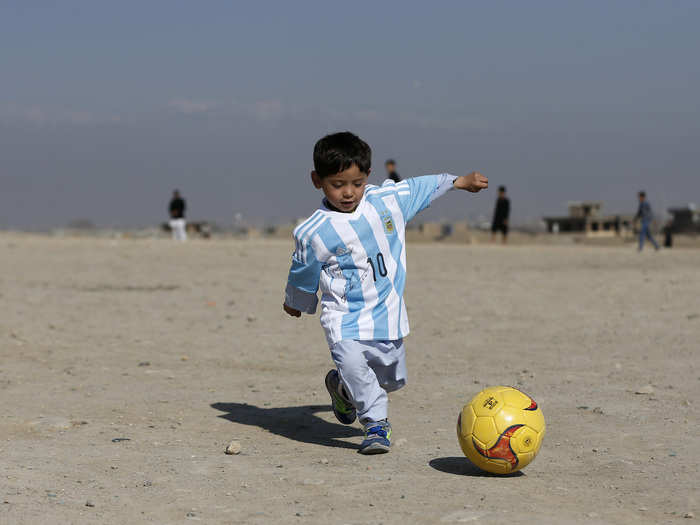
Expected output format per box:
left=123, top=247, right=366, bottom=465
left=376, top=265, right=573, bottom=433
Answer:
left=2, top=2, right=699, bottom=229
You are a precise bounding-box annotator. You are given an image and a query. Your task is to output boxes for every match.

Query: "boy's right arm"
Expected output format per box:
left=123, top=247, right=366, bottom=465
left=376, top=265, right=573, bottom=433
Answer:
left=283, top=233, right=322, bottom=317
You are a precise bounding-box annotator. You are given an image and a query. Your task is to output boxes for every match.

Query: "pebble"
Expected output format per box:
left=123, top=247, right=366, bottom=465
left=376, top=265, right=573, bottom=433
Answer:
left=138, top=361, right=150, bottom=367
left=635, top=385, right=655, bottom=395
left=319, top=458, right=328, bottom=465
left=85, top=500, right=95, bottom=507
left=684, top=512, right=694, bottom=519
left=441, top=510, right=486, bottom=522
left=247, top=315, right=257, bottom=322
left=592, top=407, right=604, bottom=414
left=28, top=416, right=72, bottom=431
left=302, top=478, right=324, bottom=486
left=225, top=441, right=242, bottom=455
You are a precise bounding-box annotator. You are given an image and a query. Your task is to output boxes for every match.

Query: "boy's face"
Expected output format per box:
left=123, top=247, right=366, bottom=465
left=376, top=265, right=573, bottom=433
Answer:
left=385, top=162, right=395, bottom=173
left=311, top=164, right=369, bottom=213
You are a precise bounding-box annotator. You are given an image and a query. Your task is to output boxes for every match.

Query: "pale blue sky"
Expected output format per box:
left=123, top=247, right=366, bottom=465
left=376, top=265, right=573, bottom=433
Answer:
left=2, top=1, right=699, bottom=228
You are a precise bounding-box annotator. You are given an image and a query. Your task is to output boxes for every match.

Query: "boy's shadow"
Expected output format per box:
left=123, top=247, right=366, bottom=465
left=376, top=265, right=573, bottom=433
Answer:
left=211, top=402, right=363, bottom=450
left=429, top=457, right=524, bottom=477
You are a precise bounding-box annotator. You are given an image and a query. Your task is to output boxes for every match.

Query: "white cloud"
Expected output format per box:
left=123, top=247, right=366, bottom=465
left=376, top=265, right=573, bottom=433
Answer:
left=66, top=110, right=93, bottom=124
left=0, top=104, right=106, bottom=126
left=251, top=99, right=285, bottom=121
left=0, top=99, right=494, bottom=133
left=167, top=98, right=213, bottom=114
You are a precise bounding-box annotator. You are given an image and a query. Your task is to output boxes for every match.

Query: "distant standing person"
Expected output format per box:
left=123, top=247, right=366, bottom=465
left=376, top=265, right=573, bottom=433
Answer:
left=491, top=185, right=510, bottom=243
left=384, top=159, right=401, bottom=183
left=168, top=189, right=187, bottom=241
left=634, top=191, right=659, bottom=251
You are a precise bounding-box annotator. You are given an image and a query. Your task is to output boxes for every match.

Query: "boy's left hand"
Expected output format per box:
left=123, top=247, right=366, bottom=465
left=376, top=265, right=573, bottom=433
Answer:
left=454, top=172, right=488, bottom=192
left=283, top=303, right=301, bottom=317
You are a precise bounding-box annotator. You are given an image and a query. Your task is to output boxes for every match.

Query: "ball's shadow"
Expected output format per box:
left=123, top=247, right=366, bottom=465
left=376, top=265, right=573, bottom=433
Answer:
left=429, top=457, right=525, bottom=478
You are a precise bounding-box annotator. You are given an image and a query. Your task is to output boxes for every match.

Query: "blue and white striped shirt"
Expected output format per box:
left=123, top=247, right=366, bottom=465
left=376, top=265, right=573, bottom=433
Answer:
left=285, top=174, right=456, bottom=346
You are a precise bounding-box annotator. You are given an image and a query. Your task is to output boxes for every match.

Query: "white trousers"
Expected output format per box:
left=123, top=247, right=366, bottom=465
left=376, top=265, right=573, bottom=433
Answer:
left=169, top=218, right=187, bottom=241
left=330, top=339, right=407, bottom=423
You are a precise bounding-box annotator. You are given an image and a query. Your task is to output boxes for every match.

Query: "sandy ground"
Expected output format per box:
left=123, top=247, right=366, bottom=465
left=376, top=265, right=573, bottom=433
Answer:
left=1, top=234, right=698, bottom=525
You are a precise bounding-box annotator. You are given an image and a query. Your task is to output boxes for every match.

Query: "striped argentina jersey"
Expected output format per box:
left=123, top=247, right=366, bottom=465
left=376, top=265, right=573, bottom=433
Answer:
left=285, top=174, right=457, bottom=346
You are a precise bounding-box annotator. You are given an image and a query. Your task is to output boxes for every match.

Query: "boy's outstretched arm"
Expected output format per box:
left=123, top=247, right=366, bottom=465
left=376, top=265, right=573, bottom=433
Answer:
left=394, top=171, right=488, bottom=223
left=453, top=171, right=488, bottom=192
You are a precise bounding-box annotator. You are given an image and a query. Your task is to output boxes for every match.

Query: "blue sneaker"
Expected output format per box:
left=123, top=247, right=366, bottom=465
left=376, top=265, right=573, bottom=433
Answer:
left=359, top=420, right=392, bottom=455
left=325, top=370, right=356, bottom=425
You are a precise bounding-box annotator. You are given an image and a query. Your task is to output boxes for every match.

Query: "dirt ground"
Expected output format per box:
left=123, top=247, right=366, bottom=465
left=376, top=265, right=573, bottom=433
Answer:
left=1, top=234, right=698, bottom=524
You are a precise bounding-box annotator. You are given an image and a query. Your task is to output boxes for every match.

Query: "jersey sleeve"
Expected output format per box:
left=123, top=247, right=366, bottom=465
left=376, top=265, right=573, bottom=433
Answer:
left=284, top=232, right=322, bottom=314
left=395, top=174, right=457, bottom=223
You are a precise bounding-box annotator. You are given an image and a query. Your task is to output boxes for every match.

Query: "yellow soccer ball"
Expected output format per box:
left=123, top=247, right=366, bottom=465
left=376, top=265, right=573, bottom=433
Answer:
left=457, top=386, right=545, bottom=474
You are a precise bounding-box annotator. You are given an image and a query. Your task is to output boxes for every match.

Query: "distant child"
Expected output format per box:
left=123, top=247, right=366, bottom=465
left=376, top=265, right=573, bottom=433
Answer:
left=384, top=159, right=401, bottom=183
left=168, top=189, right=187, bottom=241
left=491, top=185, right=510, bottom=243
left=634, top=191, right=659, bottom=251
left=283, top=132, right=488, bottom=454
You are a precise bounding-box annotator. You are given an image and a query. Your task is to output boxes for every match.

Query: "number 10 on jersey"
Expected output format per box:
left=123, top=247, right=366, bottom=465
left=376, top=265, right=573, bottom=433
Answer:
left=367, top=253, right=387, bottom=281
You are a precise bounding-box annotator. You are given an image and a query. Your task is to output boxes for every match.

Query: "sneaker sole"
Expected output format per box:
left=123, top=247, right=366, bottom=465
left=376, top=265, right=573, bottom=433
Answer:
left=359, top=442, right=390, bottom=455
left=325, top=371, right=356, bottom=425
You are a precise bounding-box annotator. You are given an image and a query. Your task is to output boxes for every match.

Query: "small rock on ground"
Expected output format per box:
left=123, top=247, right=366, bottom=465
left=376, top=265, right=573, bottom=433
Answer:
left=225, top=441, right=242, bottom=455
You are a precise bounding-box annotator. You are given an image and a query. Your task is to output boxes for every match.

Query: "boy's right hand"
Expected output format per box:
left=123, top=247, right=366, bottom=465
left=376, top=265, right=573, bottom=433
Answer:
left=453, top=171, right=488, bottom=192
left=283, top=303, right=301, bottom=317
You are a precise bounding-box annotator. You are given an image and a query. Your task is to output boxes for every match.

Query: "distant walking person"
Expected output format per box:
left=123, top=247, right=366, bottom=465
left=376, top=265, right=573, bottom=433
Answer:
left=168, top=189, right=187, bottom=241
left=491, top=185, right=510, bottom=243
left=634, top=191, right=659, bottom=251
left=384, top=159, right=401, bottom=183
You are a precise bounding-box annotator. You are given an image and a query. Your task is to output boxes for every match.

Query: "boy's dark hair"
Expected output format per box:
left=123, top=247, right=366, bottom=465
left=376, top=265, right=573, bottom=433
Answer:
left=313, top=132, right=371, bottom=178
left=385, top=159, right=396, bottom=166
left=639, top=191, right=646, bottom=197
left=498, top=185, right=506, bottom=192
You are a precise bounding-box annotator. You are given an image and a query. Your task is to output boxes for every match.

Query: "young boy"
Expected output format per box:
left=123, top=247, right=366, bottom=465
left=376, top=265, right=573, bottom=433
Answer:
left=283, top=132, right=487, bottom=454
